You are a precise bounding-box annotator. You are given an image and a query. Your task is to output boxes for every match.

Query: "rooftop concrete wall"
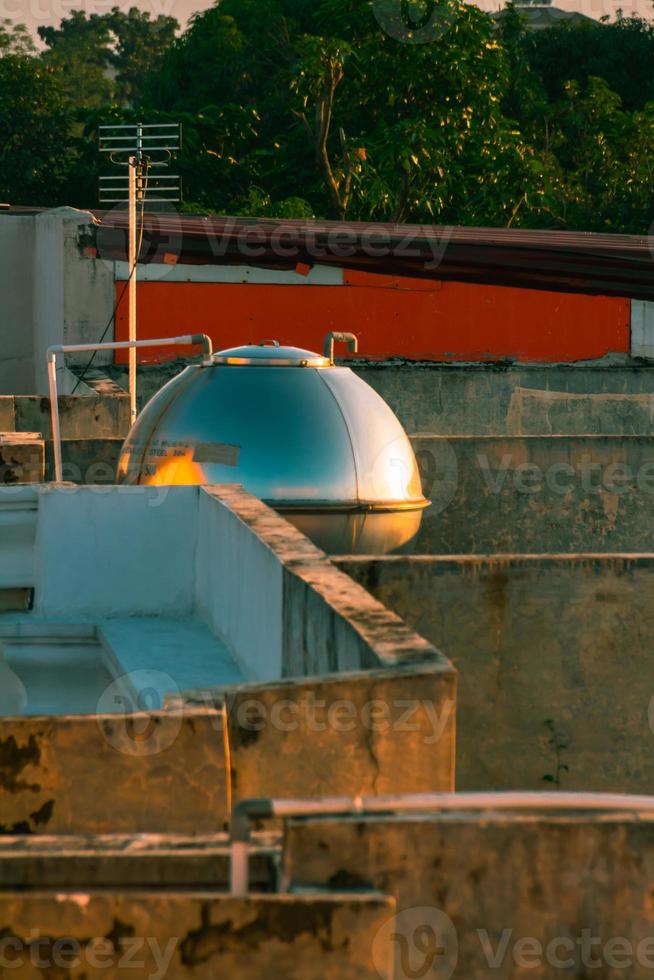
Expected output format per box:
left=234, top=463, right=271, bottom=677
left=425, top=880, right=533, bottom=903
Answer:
left=0, top=708, right=227, bottom=835
left=0, top=892, right=394, bottom=979
left=339, top=554, right=654, bottom=793
left=177, top=662, right=456, bottom=801
left=0, top=435, right=44, bottom=484
left=0, top=216, right=34, bottom=394
left=0, top=393, right=129, bottom=440
left=0, top=485, right=455, bottom=826
left=357, top=361, right=654, bottom=435
left=0, top=484, right=450, bottom=679
left=33, top=486, right=198, bottom=619
left=285, top=810, right=654, bottom=979
left=411, top=434, right=654, bottom=553
left=209, top=485, right=449, bottom=677
left=0, top=209, right=115, bottom=397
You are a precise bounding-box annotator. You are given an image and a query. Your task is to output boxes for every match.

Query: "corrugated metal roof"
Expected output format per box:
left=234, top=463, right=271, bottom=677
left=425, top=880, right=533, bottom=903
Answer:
left=92, top=213, right=654, bottom=301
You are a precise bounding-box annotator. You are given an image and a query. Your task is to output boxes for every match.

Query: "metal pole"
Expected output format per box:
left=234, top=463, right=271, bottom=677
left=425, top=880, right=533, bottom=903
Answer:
left=47, top=352, right=63, bottom=484
left=128, top=153, right=137, bottom=424
left=230, top=842, right=250, bottom=897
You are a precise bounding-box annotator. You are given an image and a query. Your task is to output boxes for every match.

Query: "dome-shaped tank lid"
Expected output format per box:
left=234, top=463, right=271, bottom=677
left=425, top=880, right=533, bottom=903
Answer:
left=212, top=332, right=359, bottom=367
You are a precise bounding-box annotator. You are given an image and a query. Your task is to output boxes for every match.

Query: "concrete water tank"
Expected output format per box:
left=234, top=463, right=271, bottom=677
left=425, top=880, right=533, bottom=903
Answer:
left=116, top=333, right=429, bottom=553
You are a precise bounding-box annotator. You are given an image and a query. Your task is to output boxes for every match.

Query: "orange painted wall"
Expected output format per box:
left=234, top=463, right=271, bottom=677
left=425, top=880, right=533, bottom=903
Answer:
left=114, top=270, right=630, bottom=363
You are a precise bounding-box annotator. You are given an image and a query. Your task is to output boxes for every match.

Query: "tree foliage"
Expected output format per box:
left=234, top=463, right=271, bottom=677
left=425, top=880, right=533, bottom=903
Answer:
left=1, top=1, right=654, bottom=232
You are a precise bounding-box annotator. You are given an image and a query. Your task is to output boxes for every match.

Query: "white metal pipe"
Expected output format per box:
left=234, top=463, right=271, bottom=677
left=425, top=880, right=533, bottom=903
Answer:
left=230, top=791, right=654, bottom=895
left=46, top=350, right=63, bottom=488
left=230, top=841, right=250, bottom=897
left=271, top=791, right=654, bottom=817
left=128, top=156, right=137, bottom=425
left=47, top=335, right=213, bottom=483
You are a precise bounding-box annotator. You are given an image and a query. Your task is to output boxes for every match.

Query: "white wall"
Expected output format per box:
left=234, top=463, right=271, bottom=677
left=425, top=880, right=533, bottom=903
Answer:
left=34, top=485, right=199, bottom=618
left=33, top=208, right=115, bottom=395
left=195, top=487, right=283, bottom=681
left=0, top=217, right=35, bottom=394
left=0, top=486, right=38, bottom=588
left=0, top=208, right=116, bottom=397
left=0, top=484, right=284, bottom=682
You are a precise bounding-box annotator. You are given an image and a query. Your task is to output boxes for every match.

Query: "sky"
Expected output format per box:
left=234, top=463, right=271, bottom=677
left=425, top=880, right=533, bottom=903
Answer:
left=3, top=0, right=651, bottom=42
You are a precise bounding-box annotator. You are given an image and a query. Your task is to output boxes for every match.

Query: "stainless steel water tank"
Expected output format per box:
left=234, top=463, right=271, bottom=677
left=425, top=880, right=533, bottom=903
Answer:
left=116, top=333, right=429, bottom=553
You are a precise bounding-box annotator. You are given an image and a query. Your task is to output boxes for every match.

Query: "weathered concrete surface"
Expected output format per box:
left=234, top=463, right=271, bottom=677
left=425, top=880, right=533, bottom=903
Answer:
left=357, top=361, right=654, bottom=435
left=209, top=485, right=450, bottom=677
left=178, top=663, right=456, bottom=801
left=411, top=434, right=654, bottom=553
left=0, top=709, right=229, bottom=835
left=0, top=435, right=44, bottom=484
left=0, top=892, right=394, bottom=979
left=13, top=394, right=130, bottom=440
left=0, top=215, right=35, bottom=394
left=338, top=554, right=654, bottom=792
left=285, top=812, right=654, bottom=979
left=0, top=833, right=278, bottom=890
left=44, top=437, right=123, bottom=483
left=0, top=398, right=14, bottom=431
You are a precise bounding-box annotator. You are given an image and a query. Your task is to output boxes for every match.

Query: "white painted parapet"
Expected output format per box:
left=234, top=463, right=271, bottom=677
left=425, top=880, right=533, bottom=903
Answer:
left=0, top=486, right=38, bottom=589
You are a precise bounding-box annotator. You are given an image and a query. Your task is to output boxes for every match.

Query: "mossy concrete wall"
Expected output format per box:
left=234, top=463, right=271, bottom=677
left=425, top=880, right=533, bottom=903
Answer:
left=0, top=393, right=129, bottom=440
left=176, top=663, right=456, bottom=802
left=357, top=361, right=654, bottom=435
left=411, top=434, right=654, bottom=553
left=0, top=892, right=394, bottom=979
left=0, top=709, right=229, bottom=835
left=0, top=435, right=43, bottom=484
left=338, top=554, right=654, bottom=793
left=284, top=811, right=654, bottom=979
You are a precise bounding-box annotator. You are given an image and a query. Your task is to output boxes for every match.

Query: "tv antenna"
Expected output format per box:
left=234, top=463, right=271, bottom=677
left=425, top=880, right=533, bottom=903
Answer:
left=99, top=122, right=182, bottom=422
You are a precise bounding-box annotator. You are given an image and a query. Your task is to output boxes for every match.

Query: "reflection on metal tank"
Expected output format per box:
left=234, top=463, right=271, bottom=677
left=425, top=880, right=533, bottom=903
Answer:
left=116, top=333, right=429, bottom=554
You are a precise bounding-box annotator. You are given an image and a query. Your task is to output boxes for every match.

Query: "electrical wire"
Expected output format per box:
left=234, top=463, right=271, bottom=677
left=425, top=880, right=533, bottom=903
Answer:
left=72, top=161, right=151, bottom=394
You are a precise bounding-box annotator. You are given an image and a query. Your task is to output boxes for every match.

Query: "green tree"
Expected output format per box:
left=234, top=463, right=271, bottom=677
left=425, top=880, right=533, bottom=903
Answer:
left=39, top=11, right=115, bottom=107
left=0, top=55, right=75, bottom=205
left=106, top=7, right=178, bottom=105
left=0, top=18, right=36, bottom=57
left=524, top=15, right=654, bottom=112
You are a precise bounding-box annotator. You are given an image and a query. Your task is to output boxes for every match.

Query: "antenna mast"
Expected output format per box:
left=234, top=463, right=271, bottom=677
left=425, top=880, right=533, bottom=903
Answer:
left=99, top=122, right=181, bottom=422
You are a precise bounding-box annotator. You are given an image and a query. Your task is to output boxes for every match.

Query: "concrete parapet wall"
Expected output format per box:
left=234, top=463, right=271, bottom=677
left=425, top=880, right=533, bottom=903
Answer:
left=0, top=892, right=394, bottom=979
left=411, top=434, right=654, bottom=553
left=285, top=811, right=654, bottom=979
left=207, top=485, right=447, bottom=678
left=358, top=362, right=654, bottom=435
left=178, top=662, right=456, bottom=801
left=0, top=435, right=44, bottom=484
left=0, top=709, right=228, bottom=835
left=0, top=393, right=131, bottom=441
left=0, top=833, right=278, bottom=890
left=338, top=554, right=654, bottom=793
